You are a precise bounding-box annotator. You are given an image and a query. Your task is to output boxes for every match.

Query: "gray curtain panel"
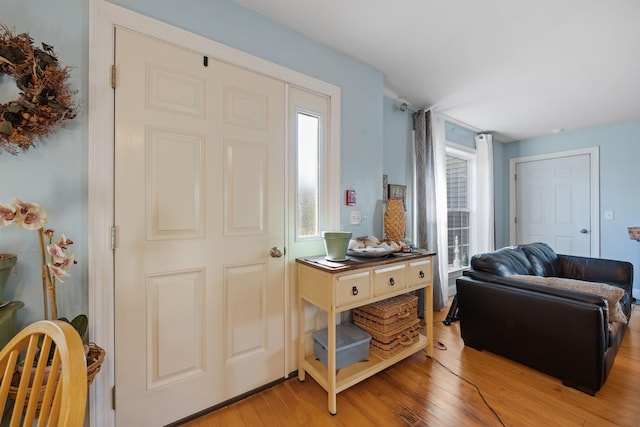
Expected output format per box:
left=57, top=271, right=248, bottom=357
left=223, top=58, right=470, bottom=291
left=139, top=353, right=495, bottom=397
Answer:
left=414, top=110, right=446, bottom=310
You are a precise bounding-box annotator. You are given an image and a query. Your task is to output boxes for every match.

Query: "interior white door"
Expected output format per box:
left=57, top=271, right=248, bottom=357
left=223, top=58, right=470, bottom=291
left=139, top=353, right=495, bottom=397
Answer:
left=114, top=28, right=286, bottom=426
left=515, top=154, right=591, bottom=256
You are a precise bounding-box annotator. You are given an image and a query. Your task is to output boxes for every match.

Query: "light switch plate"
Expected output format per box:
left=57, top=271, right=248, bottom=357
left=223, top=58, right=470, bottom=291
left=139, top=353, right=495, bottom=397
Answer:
left=604, top=210, right=614, bottom=220
left=350, top=210, right=362, bottom=225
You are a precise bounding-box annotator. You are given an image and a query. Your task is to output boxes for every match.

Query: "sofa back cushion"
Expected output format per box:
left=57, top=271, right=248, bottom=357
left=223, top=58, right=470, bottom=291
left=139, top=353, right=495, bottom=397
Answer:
left=470, top=246, right=534, bottom=276
left=519, top=242, right=560, bottom=276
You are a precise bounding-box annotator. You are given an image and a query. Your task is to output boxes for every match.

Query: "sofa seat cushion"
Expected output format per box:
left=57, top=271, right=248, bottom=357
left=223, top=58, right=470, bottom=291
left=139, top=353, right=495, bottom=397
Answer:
left=508, top=275, right=628, bottom=324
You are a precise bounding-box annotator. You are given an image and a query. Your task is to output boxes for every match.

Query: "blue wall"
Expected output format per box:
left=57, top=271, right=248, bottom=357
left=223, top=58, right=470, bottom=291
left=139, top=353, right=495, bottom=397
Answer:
left=0, top=0, right=385, bottom=329
left=445, top=120, right=476, bottom=149
left=500, top=119, right=640, bottom=294
left=381, top=97, right=414, bottom=239
left=0, top=0, right=89, bottom=327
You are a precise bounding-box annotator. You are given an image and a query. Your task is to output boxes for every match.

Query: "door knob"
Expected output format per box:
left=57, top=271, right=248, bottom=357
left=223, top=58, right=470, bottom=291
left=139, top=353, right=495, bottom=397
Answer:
left=580, top=229, right=589, bottom=234
left=269, top=247, right=283, bottom=258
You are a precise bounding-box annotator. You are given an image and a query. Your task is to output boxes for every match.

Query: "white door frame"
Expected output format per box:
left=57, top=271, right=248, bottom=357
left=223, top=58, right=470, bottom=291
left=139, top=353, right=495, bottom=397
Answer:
left=88, top=1, right=341, bottom=424
left=508, top=146, right=600, bottom=256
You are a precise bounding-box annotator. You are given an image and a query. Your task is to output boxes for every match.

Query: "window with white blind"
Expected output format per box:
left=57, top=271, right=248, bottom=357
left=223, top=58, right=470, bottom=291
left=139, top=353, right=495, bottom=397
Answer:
left=446, top=145, right=476, bottom=269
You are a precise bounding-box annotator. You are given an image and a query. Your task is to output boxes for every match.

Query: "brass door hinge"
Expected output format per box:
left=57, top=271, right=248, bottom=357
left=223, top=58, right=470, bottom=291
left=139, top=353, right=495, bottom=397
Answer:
left=111, top=226, right=118, bottom=250
left=111, top=64, right=117, bottom=89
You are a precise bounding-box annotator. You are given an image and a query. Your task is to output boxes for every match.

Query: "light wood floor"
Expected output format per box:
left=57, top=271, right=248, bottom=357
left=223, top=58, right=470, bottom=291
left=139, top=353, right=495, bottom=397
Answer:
left=181, top=302, right=640, bottom=426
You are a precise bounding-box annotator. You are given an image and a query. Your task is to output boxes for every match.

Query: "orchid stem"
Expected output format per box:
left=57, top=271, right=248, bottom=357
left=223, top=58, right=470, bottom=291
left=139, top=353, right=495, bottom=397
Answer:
left=38, top=227, right=50, bottom=320
left=38, top=227, right=58, bottom=320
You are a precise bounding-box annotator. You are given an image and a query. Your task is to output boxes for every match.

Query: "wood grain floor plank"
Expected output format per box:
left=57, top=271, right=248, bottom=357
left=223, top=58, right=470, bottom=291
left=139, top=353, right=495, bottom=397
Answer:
left=181, top=302, right=640, bottom=426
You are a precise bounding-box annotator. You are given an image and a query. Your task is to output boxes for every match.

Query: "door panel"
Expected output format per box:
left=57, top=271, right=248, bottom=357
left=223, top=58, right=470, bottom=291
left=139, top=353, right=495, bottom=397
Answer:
left=515, top=154, right=591, bottom=256
left=147, top=268, right=204, bottom=388
left=224, top=140, right=267, bottom=235
left=147, top=128, right=204, bottom=239
left=114, top=28, right=285, bottom=426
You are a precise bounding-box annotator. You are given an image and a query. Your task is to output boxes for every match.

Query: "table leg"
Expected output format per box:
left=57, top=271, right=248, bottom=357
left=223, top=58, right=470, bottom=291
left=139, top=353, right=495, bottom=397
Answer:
left=297, top=296, right=306, bottom=381
left=426, top=284, right=433, bottom=357
left=327, top=312, right=337, bottom=415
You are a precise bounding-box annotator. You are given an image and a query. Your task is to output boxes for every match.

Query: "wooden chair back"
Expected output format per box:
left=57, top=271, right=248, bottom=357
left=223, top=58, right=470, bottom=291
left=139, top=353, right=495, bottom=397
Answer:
left=0, top=320, right=87, bottom=426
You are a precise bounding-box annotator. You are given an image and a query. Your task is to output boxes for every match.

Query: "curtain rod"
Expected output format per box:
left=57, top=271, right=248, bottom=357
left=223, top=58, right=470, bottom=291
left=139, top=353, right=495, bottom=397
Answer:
left=399, top=102, right=418, bottom=113
left=399, top=102, right=433, bottom=114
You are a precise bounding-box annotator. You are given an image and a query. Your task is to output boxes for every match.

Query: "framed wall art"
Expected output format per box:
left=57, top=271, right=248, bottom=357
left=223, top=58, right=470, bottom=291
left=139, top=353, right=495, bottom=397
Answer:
left=382, top=175, right=388, bottom=202
left=387, top=184, right=406, bottom=210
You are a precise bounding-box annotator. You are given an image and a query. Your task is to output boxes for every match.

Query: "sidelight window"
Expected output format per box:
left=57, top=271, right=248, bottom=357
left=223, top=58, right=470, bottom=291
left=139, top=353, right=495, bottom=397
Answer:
left=296, top=111, right=322, bottom=238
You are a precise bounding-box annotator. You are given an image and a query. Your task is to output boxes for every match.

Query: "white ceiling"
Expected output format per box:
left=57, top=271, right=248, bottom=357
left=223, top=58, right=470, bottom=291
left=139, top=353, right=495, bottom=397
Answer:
left=234, top=0, right=640, bottom=142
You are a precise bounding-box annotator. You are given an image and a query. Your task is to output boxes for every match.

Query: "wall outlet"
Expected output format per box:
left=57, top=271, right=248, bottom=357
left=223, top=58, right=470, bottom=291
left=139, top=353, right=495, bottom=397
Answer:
left=350, top=210, right=362, bottom=225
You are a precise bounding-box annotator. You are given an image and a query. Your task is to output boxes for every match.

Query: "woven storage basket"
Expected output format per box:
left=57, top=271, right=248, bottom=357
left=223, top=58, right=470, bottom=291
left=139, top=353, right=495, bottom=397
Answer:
left=86, top=343, right=106, bottom=385
left=384, top=198, right=406, bottom=241
left=354, top=294, right=417, bottom=324
left=369, top=322, right=420, bottom=359
left=358, top=318, right=420, bottom=344
left=8, top=343, right=106, bottom=411
left=353, top=310, right=417, bottom=334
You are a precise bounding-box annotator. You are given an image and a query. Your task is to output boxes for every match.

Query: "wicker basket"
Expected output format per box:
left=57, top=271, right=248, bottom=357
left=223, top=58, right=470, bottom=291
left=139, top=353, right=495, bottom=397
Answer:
left=8, top=343, right=106, bottom=411
left=353, top=310, right=417, bottom=334
left=358, top=318, right=420, bottom=344
left=86, top=343, right=106, bottom=385
left=354, top=294, right=417, bottom=324
left=369, top=322, right=420, bottom=359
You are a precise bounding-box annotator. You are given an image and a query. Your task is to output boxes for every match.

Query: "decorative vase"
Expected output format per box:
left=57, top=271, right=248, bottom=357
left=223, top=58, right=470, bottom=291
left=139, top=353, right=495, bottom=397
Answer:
left=384, top=198, right=406, bottom=241
left=0, top=254, right=17, bottom=301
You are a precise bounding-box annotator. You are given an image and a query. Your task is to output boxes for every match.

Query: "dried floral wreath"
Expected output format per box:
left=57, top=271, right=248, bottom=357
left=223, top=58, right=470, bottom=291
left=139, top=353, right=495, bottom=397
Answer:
left=0, top=25, right=77, bottom=155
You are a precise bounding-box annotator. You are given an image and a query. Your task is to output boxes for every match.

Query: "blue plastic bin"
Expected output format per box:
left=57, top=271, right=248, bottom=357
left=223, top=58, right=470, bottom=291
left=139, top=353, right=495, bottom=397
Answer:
left=312, top=323, right=371, bottom=369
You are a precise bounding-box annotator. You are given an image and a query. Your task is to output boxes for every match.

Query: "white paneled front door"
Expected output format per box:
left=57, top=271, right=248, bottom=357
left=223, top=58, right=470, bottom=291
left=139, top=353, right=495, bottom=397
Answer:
left=114, top=28, right=285, bottom=426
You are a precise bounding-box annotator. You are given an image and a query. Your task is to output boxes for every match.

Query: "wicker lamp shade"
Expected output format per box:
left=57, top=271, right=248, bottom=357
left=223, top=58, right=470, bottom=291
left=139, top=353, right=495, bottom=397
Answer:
left=384, top=198, right=405, bottom=241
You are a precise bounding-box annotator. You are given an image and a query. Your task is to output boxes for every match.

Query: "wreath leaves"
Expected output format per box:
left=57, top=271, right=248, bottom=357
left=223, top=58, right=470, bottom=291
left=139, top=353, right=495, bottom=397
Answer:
left=0, top=25, right=77, bottom=155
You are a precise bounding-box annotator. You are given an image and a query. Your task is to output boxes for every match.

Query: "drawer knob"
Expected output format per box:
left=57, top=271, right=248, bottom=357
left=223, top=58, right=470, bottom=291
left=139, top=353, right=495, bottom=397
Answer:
left=419, top=270, right=425, bottom=279
left=352, top=286, right=359, bottom=296
left=389, top=277, right=395, bottom=286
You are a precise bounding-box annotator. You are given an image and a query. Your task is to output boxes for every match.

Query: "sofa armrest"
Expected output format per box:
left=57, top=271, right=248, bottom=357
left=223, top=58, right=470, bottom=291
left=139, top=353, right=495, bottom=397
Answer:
left=456, top=276, right=608, bottom=392
left=558, top=255, right=634, bottom=285
left=558, top=255, right=634, bottom=298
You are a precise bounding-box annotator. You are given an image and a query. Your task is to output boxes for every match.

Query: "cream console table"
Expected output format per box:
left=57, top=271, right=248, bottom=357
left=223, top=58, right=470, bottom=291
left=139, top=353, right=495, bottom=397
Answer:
left=296, top=252, right=435, bottom=414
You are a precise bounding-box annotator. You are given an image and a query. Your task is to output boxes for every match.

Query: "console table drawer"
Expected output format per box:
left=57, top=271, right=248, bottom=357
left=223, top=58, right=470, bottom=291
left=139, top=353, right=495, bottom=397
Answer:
left=336, top=271, right=371, bottom=307
left=408, top=259, right=432, bottom=289
left=373, top=264, right=406, bottom=296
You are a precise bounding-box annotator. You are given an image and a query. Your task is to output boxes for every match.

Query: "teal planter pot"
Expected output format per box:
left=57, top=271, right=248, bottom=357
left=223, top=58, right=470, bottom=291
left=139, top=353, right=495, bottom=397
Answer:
left=322, top=231, right=352, bottom=261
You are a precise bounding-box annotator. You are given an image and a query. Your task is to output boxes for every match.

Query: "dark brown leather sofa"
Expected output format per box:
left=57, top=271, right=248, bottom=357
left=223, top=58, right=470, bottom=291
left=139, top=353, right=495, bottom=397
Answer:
left=455, top=242, right=633, bottom=395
